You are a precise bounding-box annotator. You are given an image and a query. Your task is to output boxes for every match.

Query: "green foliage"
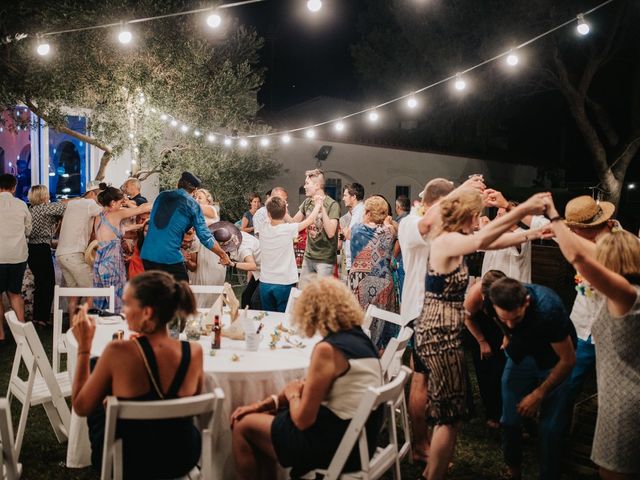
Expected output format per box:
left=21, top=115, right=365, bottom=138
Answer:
left=0, top=0, right=280, bottom=208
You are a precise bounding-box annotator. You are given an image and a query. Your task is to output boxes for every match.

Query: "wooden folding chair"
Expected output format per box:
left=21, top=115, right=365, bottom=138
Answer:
left=284, top=287, right=302, bottom=315
left=303, top=367, right=412, bottom=480
left=53, top=286, right=115, bottom=374
left=4, top=311, right=71, bottom=459
left=100, top=390, right=225, bottom=480
left=0, top=398, right=21, bottom=479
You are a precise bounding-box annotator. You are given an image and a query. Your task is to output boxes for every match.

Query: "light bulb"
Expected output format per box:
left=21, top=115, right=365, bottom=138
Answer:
left=281, top=134, right=291, bottom=144
left=133, top=147, right=139, bottom=153
left=368, top=111, right=379, bottom=122
left=239, top=138, right=249, bottom=148
left=180, top=125, right=189, bottom=133
left=207, top=134, right=216, bottom=143
left=223, top=137, right=233, bottom=147
left=118, top=30, right=132, bottom=44
left=207, top=13, right=222, bottom=29
left=577, top=14, right=590, bottom=35
left=128, top=133, right=135, bottom=139
left=506, top=52, right=519, bottom=66
left=334, top=121, right=345, bottom=132
left=160, top=114, right=168, bottom=121
left=260, top=137, right=270, bottom=147
left=305, top=129, right=316, bottom=139
left=407, top=96, right=418, bottom=109
left=36, top=42, right=50, bottom=56
left=194, top=130, right=201, bottom=137
left=454, top=74, right=466, bottom=91
left=307, top=0, right=322, bottom=13
left=170, top=119, right=178, bottom=127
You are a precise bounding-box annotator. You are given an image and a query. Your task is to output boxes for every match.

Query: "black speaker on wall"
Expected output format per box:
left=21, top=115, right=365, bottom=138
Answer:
left=315, top=145, right=332, bottom=161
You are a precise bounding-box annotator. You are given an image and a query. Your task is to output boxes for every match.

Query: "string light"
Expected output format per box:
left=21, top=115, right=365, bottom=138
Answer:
left=170, top=119, right=178, bottom=127
left=305, top=129, right=316, bottom=139
left=368, top=111, right=379, bottom=122
left=281, top=134, right=291, bottom=144
left=223, top=137, right=233, bottom=147
left=207, top=133, right=216, bottom=142
left=454, top=74, right=466, bottom=91
left=194, top=129, right=201, bottom=137
left=506, top=50, right=519, bottom=66
left=118, top=23, right=133, bottom=44
left=160, top=114, right=168, bottom=121
left=36, top=35, right=50, bottom=56
left=576, top=14, right=590, bottom=35
left=260, top=137, right=270, bottom=147
left=239, top=138, right=249, bottom=148
left=334, top=121, right=345, bottom=132
left=407, top=95, right=418, bottom=109
left=307, top=0, right=322, bottom=13
left=206, top=13, right=222, bottom=28
left=128, top=132, right=134, bottom=139
left=180, top=124, right=189, bottom=132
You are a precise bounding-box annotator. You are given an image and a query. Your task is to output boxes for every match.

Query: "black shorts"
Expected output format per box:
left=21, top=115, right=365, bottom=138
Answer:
left=0, top=262, right=27, bottom=294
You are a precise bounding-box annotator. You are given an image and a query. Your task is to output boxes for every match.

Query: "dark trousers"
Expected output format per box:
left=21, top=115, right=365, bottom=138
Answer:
left=241, top=277, right=262, bottom=310
left=142, top=260, right=189, bottom=282
left=469, top=342, right=506, bottom=422
left=27, top=243, right=55, bottom=323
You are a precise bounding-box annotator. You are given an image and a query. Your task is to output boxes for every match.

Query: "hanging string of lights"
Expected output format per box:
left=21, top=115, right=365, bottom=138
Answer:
left=147, top=0, right=614, bottom=148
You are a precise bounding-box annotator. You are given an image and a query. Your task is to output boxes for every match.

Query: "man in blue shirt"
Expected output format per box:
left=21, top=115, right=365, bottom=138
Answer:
left=489, top=277, right=576, bottom=480
left=141, top=171, right=230, bottom=281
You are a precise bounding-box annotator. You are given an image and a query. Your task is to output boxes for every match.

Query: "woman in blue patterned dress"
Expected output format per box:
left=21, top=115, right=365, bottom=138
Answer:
left=93, top=185, right=151, bottom=313
left=349, top=195, right=398, bottom=349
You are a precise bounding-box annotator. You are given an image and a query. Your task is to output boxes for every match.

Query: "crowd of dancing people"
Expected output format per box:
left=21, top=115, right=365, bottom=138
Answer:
left=0, top=167, right=638, bottom=480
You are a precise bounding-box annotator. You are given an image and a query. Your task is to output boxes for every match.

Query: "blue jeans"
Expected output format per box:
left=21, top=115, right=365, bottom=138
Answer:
left=501, top=355, right=571, bottom=480
left=565, top=337, right=596, bottom=405
left=259, top=282, right=295, bottom=313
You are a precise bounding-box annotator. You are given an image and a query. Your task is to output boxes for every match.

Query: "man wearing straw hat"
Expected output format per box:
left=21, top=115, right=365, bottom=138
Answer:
left=560, top=195, right=618, bottom=406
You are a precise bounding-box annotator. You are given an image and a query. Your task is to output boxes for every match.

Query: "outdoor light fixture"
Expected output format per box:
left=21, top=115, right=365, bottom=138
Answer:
left=207, top=133, right=216, bottom=142
left=36, top=36, right=50, bottom=56
left=207, top=13, right=222, bottom=28
left=260, top=137, right=270, bottom=147
left=368, top=111, right=379, bottom=122
left=194, top=129, right=201, bottom=137
left=506, top=51, right=519, bottom=66
left=407, top=96, right=418, bottom=109
left=334, top=121, right=345, bottom=132
left=118, top=23, right=133, bottom=44
left=170, top=119, right=178, bottom=127
left=305, top=129, right=316, bottom=139
left=239, top=138, right=249, bottom=148
left=181, top=124, right=189, bottom=132
left=281, top=134, right=291, bottom=144
left=307, top=0, right=322, bottom=13
left=576, top=14, right=590, bottom=35
left=224, top=137, right=233, bottom=147
left=454, top=74, right=466, bottom=91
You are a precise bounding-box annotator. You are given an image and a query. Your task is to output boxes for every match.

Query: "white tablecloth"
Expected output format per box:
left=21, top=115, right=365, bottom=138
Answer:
left=66, top=311, right=319, bottom=479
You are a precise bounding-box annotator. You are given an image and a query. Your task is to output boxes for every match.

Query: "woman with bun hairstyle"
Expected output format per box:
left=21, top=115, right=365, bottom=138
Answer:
left=93, top=183, right=151, bottom=313
left=72, top=271, right=204, bottom=478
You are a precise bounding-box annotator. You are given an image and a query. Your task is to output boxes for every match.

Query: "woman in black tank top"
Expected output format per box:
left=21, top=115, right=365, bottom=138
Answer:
left=71, top=271, right=205, bottom=478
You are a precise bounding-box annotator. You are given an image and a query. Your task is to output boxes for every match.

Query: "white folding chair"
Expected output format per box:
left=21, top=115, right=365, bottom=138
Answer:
left=4, top=311, right=71, bottom=459
left=188, top=285, right=225, bottom=296
left=378, top=327, right=414, bottom=468
left=284, top=287, right=302, bottom=315
left=53, top=286, right=115, bottom=375
left=362, top=305, right=412, bottom=334
left=0, top=398, right=21, bottom=480
left=303, top=366, right=412, bottom=480
left=100, top=389, right=225, bottom=480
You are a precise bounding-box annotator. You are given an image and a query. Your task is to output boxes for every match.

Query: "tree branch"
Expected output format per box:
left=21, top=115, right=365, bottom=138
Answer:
left=586, top=97, right=620, bottom=147
left=135, top=169, right=161, bottom=181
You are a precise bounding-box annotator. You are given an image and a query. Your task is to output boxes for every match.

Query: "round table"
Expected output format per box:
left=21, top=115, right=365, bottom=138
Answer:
left=65, top=311, right=321, bottom=479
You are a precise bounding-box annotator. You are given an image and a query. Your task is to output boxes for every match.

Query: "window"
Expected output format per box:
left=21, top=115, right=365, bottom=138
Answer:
left=324, top=178, right=342, bottom=202
left=395, top=185, right=410, bottom=199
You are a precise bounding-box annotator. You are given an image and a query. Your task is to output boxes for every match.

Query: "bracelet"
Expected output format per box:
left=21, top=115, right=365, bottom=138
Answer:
left=78, top=350, right=91, bottom=356
left=549, top=215, right=563, bottom=223
left=270, top=394, right=279, bottom=411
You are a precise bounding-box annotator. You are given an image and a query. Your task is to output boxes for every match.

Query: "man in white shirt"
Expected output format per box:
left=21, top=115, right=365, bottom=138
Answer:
left=259, top=196, right=320, bottom=312
left=0, top=174, right=32, bottom=338
left=56, top=181, right=102, bottom=315
left=341, top=183, right=365, bottom=274
left=399, top=175, right=486, bottom=463
left=253, top=187, right=288, bottom=237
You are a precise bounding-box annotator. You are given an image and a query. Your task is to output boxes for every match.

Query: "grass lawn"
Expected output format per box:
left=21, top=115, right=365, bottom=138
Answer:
left=0, top=324, right=597, bottom=479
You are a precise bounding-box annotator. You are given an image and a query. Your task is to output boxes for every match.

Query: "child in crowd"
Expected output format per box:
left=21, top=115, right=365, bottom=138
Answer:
left=258, top=196, right=321, bottom=312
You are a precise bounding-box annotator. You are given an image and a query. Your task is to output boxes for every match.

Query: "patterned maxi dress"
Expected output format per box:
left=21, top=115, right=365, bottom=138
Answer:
left=349, top=224, right=398, bottom=349
left=93, top=213, right=126, bottom=313
left=415, top=260, right=471, bottom=425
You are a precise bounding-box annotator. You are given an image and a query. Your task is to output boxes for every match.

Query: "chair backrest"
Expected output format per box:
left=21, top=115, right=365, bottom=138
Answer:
left=101, top=389, right=225, bottom=480
left=52, top=285, right=115, bottom=374
left=0, top=398, right=20, bottom=480
left=363, top=305, right=412, bottom=331
left=323, top=367, right=412, bottom=479
left=284, top=287, right=302, bottom=315
left=379, top=327, right=413, bottom=379
left=189, top=285, right=225, bottom=295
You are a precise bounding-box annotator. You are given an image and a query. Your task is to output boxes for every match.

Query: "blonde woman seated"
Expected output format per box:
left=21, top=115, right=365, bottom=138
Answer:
left=231, top=278, right=383, bottom=480
left=71, top=271, right=204, bottom=478
left=193, top=188, right=218, bottom=226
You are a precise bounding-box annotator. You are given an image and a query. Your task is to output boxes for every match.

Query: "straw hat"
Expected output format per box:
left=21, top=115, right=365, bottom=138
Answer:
left=564, top=195, right=615, bottom=228
left=84, top=240, right=99, bottom=266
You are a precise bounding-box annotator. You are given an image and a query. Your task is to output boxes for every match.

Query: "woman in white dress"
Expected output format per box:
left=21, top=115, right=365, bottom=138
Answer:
left=193, top=188, right=218, bottom=226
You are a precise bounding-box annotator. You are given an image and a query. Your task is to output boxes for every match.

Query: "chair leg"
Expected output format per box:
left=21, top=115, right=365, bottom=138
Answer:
left=399, top=393, right=412, bottom=462
left=14, top=395, right=31, bottom=459
left=42, top=401, right=69, bottom=443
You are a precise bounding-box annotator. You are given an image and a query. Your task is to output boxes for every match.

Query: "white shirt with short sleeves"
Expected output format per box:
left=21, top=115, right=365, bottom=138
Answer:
left=0, top=192, right=32, bottom=264
left=398, top=212, right=430, bottom=322
left=56, top=198, right=102, bottom=256
left=258, top=222, right=299, bottom=285
left=233, top=231, right=262, bottom=281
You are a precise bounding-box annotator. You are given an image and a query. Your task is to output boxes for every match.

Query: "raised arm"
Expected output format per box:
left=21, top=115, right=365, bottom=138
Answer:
left=484, top=225, right=553, bottom=250
left=114, top=202, right=152, bottom=221
left=297, top=200, right=322, bottom=232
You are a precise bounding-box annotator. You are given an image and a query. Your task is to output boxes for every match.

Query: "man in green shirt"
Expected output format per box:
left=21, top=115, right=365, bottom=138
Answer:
left=291, top=169, right=340, bottom=280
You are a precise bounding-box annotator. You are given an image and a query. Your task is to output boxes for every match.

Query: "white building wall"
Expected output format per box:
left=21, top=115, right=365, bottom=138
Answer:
left=270, top=138, right=538, bottom=210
